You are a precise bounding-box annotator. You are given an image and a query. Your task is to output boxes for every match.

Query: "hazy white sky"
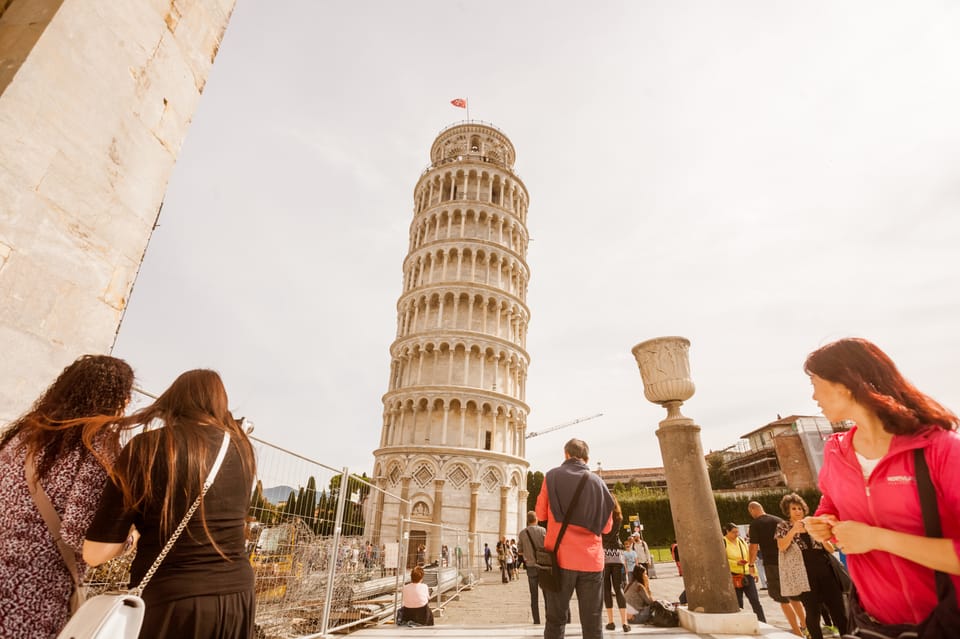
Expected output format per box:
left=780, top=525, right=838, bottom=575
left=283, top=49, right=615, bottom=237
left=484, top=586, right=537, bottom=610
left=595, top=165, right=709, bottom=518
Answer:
left=114, top=1, right=960, bottom=478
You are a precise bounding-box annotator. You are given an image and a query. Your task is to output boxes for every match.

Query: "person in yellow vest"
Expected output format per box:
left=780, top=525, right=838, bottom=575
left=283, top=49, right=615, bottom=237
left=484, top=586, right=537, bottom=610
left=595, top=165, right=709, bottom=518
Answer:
left=723, top=522, right=766, bottom=622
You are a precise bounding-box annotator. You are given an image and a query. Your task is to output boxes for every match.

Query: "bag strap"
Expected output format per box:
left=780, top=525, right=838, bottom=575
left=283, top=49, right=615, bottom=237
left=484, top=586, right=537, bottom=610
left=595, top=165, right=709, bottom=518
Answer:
left=24, top=453, right=83, bottom=595
left=553, top=473, right=591, bottom=553
left=913, top=447, right=954, bottom=599
left=131, top=432, right=231, bottom=596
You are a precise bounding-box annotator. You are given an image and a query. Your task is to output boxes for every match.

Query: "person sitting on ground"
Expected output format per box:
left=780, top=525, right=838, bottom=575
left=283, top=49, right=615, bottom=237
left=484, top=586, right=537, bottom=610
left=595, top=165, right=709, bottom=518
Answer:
left=399, top=565, right=434, bottom=626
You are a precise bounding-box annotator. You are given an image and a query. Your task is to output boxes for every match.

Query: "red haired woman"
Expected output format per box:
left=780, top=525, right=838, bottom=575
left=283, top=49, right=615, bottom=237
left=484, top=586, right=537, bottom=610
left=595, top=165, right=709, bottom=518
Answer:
left=803, top=338, right=960, bottom=636
left=83, top=369, right=257, bottom=639
left=0, top=355, right=134, bottom=639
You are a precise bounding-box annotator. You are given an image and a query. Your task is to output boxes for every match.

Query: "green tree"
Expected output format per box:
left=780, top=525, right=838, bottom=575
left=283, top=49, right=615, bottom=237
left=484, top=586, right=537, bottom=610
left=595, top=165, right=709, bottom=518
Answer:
left=280, top=490, right=298, bottom=520
left=300, top=476, right=318, bottom=526
left=707, top=452, right=734, bottom=490
left=526, top=470, right=544, bottom=512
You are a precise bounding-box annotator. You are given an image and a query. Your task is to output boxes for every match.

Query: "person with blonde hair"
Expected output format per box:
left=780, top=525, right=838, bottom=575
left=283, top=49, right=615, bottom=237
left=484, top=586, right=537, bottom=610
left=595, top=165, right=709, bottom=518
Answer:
left=0, top=355, right=134, bottom=639
left=83, top=369, right=257, bottom=639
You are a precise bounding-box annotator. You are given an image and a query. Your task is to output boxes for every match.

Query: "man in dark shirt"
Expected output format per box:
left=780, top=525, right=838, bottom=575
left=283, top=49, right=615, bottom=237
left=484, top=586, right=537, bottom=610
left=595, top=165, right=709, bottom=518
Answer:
left=535, top=439, right=614, bottom=639
left=747, top=501, right=805, bottom=636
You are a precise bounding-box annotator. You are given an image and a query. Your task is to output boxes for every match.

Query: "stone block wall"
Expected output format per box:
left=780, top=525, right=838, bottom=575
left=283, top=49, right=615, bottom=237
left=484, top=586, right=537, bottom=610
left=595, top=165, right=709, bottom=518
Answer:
left=0, top=0, right=236, bottom=424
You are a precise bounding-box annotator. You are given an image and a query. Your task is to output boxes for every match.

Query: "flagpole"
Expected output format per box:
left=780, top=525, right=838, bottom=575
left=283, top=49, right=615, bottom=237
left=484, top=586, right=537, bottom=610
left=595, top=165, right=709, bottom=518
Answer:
left=466, top=97, right=470, bottom=122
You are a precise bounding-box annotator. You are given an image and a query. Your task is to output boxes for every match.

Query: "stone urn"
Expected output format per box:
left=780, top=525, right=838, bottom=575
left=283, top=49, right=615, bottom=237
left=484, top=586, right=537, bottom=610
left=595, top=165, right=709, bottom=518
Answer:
left=631, top=336, right=695, bottom=420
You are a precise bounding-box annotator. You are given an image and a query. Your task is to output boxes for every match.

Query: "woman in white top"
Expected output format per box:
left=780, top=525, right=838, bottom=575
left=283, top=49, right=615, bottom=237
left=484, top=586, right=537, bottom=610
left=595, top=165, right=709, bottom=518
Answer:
left=399, top=566, right=434, bottom=626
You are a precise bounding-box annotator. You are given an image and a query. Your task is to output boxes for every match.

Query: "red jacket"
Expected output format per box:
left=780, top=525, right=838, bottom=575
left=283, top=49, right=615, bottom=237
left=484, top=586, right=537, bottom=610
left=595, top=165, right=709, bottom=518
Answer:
left=535, top=474, right=612, bottom=572
left=815, top=425, right=960, bottom=625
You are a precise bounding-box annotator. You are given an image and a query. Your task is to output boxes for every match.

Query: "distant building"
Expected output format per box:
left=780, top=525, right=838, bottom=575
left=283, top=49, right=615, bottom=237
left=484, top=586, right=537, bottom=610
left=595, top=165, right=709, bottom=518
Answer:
left=596, top=415, right=845, bottom=494
left=594, top=466, right=667, bottom=490
left=725, top=415, right=845, bottom=490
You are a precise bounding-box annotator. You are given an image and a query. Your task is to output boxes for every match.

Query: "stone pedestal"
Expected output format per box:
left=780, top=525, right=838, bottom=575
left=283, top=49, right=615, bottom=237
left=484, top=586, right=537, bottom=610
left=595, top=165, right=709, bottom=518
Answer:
left=678, top=608, right=760, bottom=634
left=632, top=336, right=739, bottom=615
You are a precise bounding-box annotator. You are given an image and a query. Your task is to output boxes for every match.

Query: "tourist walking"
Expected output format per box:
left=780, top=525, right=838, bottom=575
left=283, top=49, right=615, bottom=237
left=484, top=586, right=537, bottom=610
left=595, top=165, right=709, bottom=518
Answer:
left=0, top=355, right=134, bottom=639
left=497, top=538, right=510, bottom=583
left=723, top=522, right=766, bottom=623
left=535, top=438, right=614, bottom=639
left=748, top=501, right=806, bottom=636
left=484, top=542, right=492, bottom=571
left=602, top=495, right=630, bottom=632
left=517, top=510, right=547, bottom=624
left=803, top=338, right=960, bottom=636
left=776, top=493, right=846, bottom=639
left=83, top=369, right=257, bottom=639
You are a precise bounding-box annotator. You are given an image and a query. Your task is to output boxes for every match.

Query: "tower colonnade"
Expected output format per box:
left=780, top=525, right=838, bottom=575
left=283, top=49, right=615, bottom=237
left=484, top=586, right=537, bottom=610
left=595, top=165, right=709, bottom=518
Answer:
left=368, top=122, right=531, bottom=566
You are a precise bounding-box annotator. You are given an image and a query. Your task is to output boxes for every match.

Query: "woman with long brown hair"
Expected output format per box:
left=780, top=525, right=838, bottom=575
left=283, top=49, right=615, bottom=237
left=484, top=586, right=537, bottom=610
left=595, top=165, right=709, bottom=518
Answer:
left=83, top=369, right=257, bottom=639
left=0, top=354, right=134, bottom=639
left=803, top=338, right=960, bottom=636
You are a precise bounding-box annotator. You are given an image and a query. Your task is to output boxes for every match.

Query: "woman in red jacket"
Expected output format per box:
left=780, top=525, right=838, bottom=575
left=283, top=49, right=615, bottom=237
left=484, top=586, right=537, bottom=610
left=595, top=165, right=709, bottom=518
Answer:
left=803, top=338, right=960, bottom=636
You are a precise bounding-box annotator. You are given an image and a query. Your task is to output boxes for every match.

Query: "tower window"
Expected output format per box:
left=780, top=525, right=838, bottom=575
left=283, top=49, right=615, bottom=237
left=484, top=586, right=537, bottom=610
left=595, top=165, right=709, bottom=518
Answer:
left=484, top=431, right=492, bottom=450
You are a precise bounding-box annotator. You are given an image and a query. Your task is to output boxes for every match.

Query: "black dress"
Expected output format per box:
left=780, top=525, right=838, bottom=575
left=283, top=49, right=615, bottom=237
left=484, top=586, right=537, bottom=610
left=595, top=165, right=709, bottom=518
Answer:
left=86, top=429, right=255, bottom=639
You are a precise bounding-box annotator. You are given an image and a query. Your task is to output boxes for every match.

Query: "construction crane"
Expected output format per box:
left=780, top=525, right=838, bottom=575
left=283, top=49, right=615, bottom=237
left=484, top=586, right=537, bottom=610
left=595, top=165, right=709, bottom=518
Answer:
left=525, top=413, right=603, bottom=439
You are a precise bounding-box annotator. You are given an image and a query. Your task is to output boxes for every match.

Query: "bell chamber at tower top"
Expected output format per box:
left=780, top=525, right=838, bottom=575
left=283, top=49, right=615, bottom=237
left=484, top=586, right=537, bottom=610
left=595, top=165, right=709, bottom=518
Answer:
left=429, top=122, right=516, bottom=169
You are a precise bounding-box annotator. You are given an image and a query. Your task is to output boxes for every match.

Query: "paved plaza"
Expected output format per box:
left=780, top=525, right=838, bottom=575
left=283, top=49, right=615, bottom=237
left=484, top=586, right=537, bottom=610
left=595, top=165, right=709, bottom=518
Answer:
left=354, top=562, right=798, bottom=638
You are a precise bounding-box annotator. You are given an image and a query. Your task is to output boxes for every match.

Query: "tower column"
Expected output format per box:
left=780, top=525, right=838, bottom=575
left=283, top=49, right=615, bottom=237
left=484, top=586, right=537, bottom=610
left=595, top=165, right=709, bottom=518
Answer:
left=499, top=485, right=510, bottom=539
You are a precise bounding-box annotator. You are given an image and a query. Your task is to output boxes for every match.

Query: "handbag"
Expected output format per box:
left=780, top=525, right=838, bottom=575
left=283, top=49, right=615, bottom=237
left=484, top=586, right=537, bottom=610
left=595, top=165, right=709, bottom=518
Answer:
left=648, top=600, right=680, bottom=627
left=731, top=573, right=745, bottom=589
left=56, top=433, right=231, bottom=639
left=534, top=473, right=590, bottom=592
left=846, top=448, right=960, bottom=639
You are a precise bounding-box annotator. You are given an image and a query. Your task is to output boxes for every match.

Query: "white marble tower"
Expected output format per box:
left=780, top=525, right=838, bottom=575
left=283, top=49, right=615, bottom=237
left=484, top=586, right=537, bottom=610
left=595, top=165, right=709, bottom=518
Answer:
left=368, top=121, right=531, bottom=564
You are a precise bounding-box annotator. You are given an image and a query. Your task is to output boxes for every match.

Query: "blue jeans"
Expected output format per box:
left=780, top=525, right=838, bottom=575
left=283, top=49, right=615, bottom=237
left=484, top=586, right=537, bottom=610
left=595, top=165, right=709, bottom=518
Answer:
left=543, top=568, right=603, bottom=639
left=526, top=566, right=541, bottom=623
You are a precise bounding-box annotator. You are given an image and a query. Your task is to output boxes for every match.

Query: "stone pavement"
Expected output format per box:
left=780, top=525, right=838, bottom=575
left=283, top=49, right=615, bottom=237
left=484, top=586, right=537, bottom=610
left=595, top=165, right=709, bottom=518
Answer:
left=355, top=562, right=799, bottom=638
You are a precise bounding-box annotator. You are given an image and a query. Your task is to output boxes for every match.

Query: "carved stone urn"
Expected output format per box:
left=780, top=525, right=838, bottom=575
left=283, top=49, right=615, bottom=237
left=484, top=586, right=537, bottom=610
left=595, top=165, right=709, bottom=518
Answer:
left=631, top=336, right=695, bottom=421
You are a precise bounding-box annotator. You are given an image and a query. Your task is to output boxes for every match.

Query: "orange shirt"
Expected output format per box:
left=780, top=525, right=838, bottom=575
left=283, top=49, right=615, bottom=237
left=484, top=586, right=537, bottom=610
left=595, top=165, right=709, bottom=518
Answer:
left=535, top=475, right=613, bottom=572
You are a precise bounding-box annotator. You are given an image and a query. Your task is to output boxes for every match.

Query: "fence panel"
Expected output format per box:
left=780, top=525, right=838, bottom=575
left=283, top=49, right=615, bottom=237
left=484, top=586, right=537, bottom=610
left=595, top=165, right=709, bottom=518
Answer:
left=82, top=433, right=413, bottom=638
left=395, top=518, right=483, bottom=622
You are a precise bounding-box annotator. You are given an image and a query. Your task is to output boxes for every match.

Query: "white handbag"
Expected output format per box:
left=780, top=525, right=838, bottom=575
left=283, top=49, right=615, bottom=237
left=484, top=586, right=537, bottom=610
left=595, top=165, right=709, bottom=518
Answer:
left=56, top=433, right=231, bottom=639
left=57, top=594, right=145, bottom=639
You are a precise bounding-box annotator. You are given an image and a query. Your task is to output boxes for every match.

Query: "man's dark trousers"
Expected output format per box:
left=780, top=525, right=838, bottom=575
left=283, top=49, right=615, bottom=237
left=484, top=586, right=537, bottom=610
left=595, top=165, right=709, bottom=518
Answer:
left=526, top=566, right=541, bottom=624
left=543, top=567, right=603, bottom=639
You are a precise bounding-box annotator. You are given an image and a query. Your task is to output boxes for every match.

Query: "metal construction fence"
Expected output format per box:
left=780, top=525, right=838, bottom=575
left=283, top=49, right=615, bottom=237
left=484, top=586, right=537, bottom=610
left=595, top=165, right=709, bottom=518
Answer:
left=83, top=433, right=481, bottom=638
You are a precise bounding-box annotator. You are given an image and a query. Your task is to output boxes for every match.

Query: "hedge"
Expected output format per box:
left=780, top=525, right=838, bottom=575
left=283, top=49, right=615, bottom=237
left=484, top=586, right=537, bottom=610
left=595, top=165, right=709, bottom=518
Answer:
left=613, top=487, right=823, bottom=546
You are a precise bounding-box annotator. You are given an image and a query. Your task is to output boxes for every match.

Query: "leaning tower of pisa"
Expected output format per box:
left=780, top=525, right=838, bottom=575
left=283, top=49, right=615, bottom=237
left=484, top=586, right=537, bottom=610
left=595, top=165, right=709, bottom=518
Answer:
left=367, top=121, right=531, bottom=566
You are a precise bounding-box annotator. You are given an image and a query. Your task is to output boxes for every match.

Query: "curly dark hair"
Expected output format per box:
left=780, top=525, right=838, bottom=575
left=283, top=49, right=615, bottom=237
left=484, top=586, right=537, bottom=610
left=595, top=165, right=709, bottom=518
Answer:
left=1, top=354, right=134, bottom=479
left=779, top=492, right=809, bottom=518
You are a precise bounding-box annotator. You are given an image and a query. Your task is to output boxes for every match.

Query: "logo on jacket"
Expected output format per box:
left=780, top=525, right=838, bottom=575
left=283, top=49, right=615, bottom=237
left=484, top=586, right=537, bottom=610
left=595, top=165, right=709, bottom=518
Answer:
left=886, top=475, right=914, bottom=484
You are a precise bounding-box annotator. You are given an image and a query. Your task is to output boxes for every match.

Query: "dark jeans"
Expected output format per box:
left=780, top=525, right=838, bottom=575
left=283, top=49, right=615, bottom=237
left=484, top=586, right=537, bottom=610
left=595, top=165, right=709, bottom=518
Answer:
left=544, top=568, right=603, bottom=639
left=734, top=574, right=766, bottom=623
left=526, top=566, right=541, bottom=623
left=799, top=559, right=848, bottom=639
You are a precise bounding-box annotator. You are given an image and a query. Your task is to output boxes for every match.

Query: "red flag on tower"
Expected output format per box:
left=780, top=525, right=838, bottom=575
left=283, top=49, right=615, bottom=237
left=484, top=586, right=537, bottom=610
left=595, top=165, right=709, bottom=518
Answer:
left=450, top=98, right=467, bottom=108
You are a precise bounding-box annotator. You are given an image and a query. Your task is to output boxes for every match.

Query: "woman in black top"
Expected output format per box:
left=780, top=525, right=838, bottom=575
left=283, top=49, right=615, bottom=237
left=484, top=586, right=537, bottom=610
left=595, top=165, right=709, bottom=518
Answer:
left=602, top=495, right=630, bottom=632
left=84, top=370, right=257, bottom=639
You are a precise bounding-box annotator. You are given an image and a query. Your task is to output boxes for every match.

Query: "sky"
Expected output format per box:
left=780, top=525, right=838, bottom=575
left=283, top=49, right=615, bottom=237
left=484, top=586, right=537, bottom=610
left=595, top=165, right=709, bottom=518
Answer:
left=113, top=0, right=960, bottom=479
